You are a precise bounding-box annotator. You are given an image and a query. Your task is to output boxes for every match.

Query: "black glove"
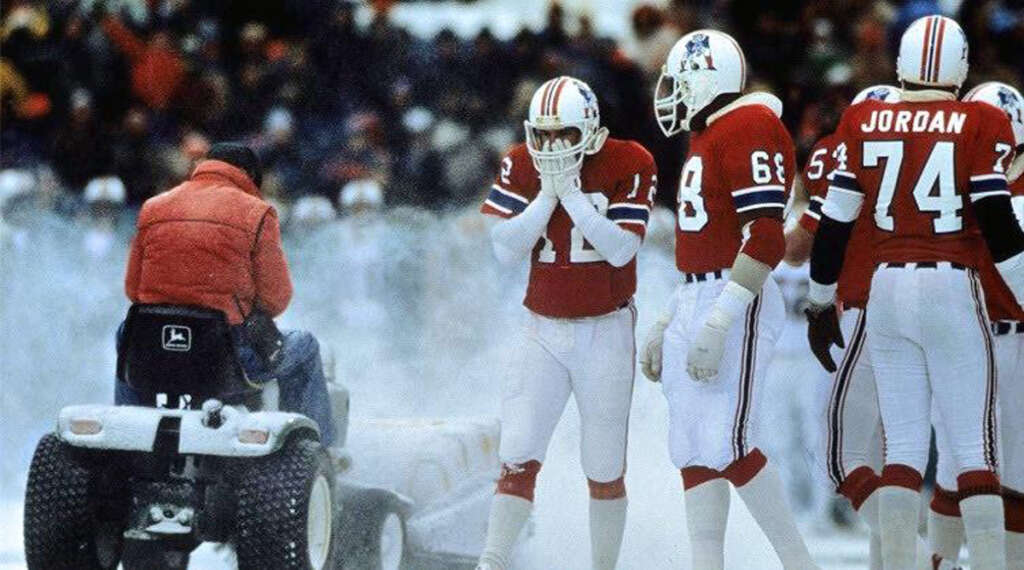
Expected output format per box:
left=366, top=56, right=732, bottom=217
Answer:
left=805, top=304, right=845, bottom=373
left=241, top=308, right=284, bottom=367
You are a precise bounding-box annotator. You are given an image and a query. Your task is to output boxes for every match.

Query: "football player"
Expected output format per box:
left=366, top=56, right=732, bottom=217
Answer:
left=790, top=85, right=902, bottom=570
left=476, top=76, right=657, bottom=570
left=807, top=15, right=1022, bottom=569
left=929, top=81, right=1024, bottom=570
left=641, top=30, right=818, bottom=569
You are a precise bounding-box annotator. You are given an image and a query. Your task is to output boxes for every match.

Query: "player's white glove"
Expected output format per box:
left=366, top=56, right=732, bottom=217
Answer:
left=686, top=281, right=756, bottom=383
left=538, top=139, right=582, bottom=199
left=640, top=316, right=671, bottom=382
left=687, top=319, right=729, bottom=383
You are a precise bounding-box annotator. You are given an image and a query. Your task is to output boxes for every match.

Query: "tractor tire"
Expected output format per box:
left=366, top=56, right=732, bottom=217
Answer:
left=23, top=433, right=122, bottom=570
left=236, top=437, right=340, bottom=570
left=339, top=488, right=408, bottom=570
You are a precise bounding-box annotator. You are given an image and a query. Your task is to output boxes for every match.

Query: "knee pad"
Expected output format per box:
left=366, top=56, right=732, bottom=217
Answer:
left=681, top=466, right=723, bottom=490
left=1004, top=487, right=1024, bottom=533
left=838, top=465, right=881, bottom=511
left=957, top=469, right=1001, bottom=499
left=880, top=464, right=923, bottom=491
left=497, top=460, right=542, bottom=502
left=588, top=476, right=626, bottom=500
left=930, top=485, right=962, bottom=517
left=723, top=448, right=767, bottom=487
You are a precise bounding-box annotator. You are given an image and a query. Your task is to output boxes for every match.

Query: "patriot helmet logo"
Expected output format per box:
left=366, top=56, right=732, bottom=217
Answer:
left=864, top=87, right=894, bottom=101
left=575, top=80, right=599, bottom=119
left=682, top=33, right=716, bottom=71
left=997, top=87, right=1023, bottom=123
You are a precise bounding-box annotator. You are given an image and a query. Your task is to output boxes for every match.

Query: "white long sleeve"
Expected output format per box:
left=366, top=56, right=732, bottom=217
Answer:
left=489, top=193, right=558, bottom=265
left=559, top=189, right=642, bottom=267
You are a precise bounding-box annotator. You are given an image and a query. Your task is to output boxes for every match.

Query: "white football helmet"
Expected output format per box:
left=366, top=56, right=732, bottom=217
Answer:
left=897, top=15, right=969, bottom=90
left=852, top=84, right=902, bottom=104
left=524, top=76, right=608, bottom=175
left=964, top=81, right=1024, bottom=182
left=654, top=30, right=747, bottom=136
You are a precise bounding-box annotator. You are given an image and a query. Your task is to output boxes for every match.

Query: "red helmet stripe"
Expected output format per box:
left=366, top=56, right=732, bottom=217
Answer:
left=919, top=17, right=933, bottom=82
left=550, top=77, right=569, bottom=117
left=931, top=17, right=947, bottom=83
left=540, top=79, right=557, bottom=117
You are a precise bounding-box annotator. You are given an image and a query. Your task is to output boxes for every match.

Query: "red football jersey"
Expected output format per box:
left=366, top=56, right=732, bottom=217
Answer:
left=800, top=134, right=874, bottom=309
left=480, top=138, right=657, bottom=318
left=977, top=174, right=1024, bottom=321
left=829, top=99, right=1017, bottom=267
left=675, top=103, right=796, bottom=273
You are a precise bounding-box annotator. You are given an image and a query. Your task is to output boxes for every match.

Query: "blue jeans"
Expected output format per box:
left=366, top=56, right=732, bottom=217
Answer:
left=115, top=328, right=337, bottom=447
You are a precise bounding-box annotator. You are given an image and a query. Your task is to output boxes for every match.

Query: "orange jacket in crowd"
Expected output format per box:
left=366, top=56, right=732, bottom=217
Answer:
left=124, top=160, right=293, bottom=325
left=102, top=16, right=185, bottom=111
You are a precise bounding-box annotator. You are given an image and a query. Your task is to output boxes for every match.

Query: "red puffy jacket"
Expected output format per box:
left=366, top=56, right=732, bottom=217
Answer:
left=124, top=160, right=292, bottom=325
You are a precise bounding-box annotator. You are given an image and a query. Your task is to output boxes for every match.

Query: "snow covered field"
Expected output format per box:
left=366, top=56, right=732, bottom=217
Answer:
left=0, top=205, right=870, bottom=568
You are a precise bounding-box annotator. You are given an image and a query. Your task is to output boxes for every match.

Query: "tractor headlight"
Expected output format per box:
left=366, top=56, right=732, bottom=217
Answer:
left=238, top=429, right=269, bottom=444
left=69, top=418, right=103, bottom=435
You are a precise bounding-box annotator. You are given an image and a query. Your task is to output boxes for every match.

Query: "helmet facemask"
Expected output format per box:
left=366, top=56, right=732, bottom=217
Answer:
left=1010, top=148, right=1024, bottom=184
left=524, top=118, right=606, bottom=176
left=654, top=66, right=720, bottom=136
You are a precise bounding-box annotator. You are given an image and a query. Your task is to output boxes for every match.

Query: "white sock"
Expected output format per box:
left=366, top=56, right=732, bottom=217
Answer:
left=879, top=486, right=921, bottom=569
left=684, top=478, right=730, bottom=570
left=960, top=494, right=1006, bottom=570
left=916, top=536, right=936, bottom=570
left=928, top=509, right=964, bottom=564
left=590, top=497, right=627, bottom=570
left=869, top=532, right=883, bottom=570
left=858, top=490, right=883, bottom=570
left=1007, top=530, right=1024, bottom=570
left=734, top=462, right=818, bottom=569
left=478, top=494, right=533, bottom=570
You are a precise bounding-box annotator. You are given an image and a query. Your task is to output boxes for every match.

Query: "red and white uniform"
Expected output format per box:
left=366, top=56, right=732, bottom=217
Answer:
left=483, top=140, right=656, bottom=318
left=674, top=104, right=795, bottom=273
left=936, top=173, right=1024, bottom=495
left=481, top=138, right=656, bottom=482
left=661, top=98, right=794, bottom=470
left=802, top=135, right=884, bottom=502
left=825, top=98, right=1015, bottom=479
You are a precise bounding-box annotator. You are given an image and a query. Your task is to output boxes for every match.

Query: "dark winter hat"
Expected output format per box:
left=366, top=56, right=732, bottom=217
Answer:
left=206, top=142, right=263, bottom=187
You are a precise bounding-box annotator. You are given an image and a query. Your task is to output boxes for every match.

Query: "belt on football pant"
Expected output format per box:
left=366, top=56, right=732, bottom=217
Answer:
left=878, top=262, right=966, bottom=271
left=992, top=320, right=1024, bottom=336
left=683, top=270, right=725, bottom=284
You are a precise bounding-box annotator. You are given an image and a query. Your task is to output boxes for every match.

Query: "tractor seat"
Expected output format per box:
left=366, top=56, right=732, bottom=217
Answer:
left=117, top=304, right=261, bottom=409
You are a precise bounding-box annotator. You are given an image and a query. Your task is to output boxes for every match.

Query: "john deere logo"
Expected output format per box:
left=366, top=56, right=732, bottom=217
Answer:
left=162, top=325, right=191, bottom=352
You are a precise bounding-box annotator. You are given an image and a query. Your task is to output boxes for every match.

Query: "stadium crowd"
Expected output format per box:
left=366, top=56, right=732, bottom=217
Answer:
left=1, top=0, right=1023, bottom=220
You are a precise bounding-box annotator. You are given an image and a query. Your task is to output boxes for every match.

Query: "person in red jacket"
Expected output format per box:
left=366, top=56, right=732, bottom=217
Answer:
left=116, top=143, right=336, bottom=446
left=101, top=15, right=185, bottom=112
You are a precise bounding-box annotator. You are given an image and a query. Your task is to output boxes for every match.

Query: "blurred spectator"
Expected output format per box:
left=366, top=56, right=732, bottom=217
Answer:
left=101, top=13, right=185, bottom=112
left=111, top=106, right=162, bottom=205
left=626, top=5, right=680, bottom=79
left=53, top=89, right=113, bottom=194
left=0, top=0, right=1021, bottom=220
